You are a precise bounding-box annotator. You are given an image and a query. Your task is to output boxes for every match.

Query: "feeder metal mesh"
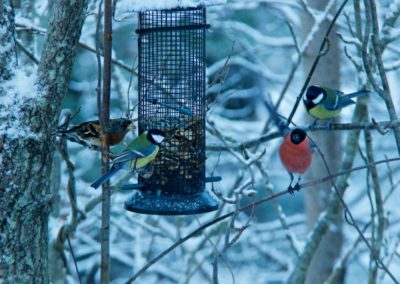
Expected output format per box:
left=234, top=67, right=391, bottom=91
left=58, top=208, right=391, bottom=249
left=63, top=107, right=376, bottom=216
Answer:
left=137, top=7, right=207, bottom=196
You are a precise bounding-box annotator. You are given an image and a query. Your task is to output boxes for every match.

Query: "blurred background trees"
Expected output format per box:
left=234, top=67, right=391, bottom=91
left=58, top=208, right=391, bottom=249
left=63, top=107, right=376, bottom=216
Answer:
left=1, top=0, right=400, bottom=283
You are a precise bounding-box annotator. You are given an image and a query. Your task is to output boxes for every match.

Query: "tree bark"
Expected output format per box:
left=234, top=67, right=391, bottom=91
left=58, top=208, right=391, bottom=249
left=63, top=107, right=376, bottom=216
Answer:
left=301, top=2, right=343, bottom=283
left=0, top=0, right=88, bottom=282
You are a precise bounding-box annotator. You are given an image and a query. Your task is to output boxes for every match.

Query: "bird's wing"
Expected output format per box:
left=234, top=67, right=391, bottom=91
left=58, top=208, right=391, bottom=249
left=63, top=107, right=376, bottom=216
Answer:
left=336, top=96, right=356, bottom=108
left=323, top=89, right=343, bottom=110
left=78, top=123, right=101, bottom=139
left=110, top=149, right=145, bottom=164
left=324, top=93, right=358, bottom=110
left=58, top=120, right=98, bottom=134
left=323, top=101, right=340, bottom=110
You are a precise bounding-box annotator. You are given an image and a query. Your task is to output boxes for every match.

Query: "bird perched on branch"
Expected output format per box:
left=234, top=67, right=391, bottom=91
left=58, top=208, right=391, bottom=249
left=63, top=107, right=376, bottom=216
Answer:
left=278, top=128, right=313, bottom=193
left=57, top=118, right=133, bottom=147
left=303, top=85, right=369, bottom=120
left=265, top=99, right=313, bottom=194
left=90, top=129, right=165, bottom=189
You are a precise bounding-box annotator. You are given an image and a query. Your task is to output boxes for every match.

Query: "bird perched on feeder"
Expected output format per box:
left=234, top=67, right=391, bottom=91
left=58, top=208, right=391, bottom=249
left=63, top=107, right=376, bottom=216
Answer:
left=57, top=118, right=133, bottom=147
left=303, top=85, right=369, bottom=120
left=264, top=99, right=313, bottom=194
left=90, top=128, right=166, bottom=189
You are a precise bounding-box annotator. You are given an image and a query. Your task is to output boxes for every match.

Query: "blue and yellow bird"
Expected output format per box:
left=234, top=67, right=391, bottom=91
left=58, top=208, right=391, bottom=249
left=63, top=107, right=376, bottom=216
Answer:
left=303, top=85, right=369, bottom=120
left=90, top=129, right=165, bottom=189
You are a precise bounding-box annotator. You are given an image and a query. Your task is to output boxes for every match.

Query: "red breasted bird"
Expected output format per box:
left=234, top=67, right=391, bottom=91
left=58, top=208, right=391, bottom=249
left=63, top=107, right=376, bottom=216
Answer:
left=303, top=85, right=369, bottom=120
left=264, top=99, right=313, bottom=194
left=279, top=128, right=313, bottom=193
left=57, top=118, right=133, bottom=147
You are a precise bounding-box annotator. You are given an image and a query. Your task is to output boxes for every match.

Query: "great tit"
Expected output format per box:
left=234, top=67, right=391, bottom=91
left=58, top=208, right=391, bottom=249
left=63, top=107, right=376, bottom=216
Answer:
left=264, top=100, right=313, bottom=194
left=90, top=129, right=165, bottom=189
left=303, top=85, right=369, bottom=120
left=57, top=118, right=133, bottom=146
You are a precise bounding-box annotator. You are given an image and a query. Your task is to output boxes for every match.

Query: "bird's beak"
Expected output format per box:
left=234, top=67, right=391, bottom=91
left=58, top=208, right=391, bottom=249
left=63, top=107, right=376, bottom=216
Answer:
left=127, top=123, right=133, bottom=130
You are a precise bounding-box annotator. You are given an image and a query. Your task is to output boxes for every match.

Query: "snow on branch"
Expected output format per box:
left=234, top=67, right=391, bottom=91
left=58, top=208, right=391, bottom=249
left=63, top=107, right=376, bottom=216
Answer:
left=119, top=0, right=226, bottom=12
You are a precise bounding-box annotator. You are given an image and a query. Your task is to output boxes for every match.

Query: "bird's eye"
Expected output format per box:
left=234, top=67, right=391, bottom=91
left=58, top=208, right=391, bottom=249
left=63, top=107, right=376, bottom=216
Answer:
left=291, top=129, right=306, bottom=144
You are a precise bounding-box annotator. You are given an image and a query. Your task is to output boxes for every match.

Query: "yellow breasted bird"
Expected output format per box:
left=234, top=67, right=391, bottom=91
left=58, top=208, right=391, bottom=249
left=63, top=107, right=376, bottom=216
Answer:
left=57, top=118, right=133, bottom=146
left=303, top=85, right=369, bottom=120
left=90, top=129, right=165, bottom=189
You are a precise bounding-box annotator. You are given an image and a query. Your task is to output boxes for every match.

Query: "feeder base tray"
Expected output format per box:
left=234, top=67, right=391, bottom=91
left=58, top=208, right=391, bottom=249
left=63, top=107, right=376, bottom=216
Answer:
left=124, top=190, right=219, bottom=215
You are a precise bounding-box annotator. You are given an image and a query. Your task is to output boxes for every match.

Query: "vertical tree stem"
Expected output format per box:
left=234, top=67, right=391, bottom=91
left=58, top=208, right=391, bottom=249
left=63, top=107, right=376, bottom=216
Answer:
left=365, top=123, right=384, bottom=284
left=100, top=0, right=112, bottom=282
left=365, top=0, right=400, bottom=156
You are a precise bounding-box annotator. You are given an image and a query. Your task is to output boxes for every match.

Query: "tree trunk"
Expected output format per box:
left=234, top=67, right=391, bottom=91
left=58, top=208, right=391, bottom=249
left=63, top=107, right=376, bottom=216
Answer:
left=301, top=2, right=343, bottom=283
left=0, top=1, right=88, bottom=282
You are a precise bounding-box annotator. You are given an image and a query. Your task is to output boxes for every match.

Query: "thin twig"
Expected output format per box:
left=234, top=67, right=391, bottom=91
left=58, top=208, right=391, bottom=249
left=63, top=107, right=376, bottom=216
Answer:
left=259, top=20, right=301, bottom=136
left=364, top=125, right=384, bottom=283
left=305, top=135, right=398, bottom=283
left=126, top=156, right=400, bottom=283
left=15, top=39, right=39, bottom=64
left=194, top=216, right=236, bottom=284
left=286, top=0, right=349, bottom=125
left=15, top=22, right=137, bottom=74
left=367, top=0, right=400, bottom=156
left=256, top=161, right=301, bottom=256
left=207, top=120, right=400, bottom=152
left=67, top=235, right=83, bottom=284
left=100, top=0, right=112, bottom=282
left=299, top=157, right=400, bottom=189
left=79, top=41, right=137, bottom=74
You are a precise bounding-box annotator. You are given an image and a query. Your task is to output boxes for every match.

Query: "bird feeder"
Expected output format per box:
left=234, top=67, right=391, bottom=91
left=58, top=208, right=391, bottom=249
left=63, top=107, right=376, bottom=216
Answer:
left=124, top=3, right=222, bottom=215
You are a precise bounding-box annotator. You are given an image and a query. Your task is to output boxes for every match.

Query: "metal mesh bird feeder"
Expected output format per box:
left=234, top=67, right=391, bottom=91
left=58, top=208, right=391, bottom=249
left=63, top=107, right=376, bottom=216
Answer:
left=124, top=6, right=219, bottom=215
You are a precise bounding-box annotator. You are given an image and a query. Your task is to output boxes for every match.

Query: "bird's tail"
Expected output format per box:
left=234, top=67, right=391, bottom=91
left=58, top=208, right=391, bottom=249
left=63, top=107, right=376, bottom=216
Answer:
left=263, top=95, right=289, bottom=136
left=56, top=125, right=80, bottom=135
left=345, top=90, right=369, bottom=99
left=337, top=90, right=370, bottom=108
left=90, top=163, right=123, bottom=189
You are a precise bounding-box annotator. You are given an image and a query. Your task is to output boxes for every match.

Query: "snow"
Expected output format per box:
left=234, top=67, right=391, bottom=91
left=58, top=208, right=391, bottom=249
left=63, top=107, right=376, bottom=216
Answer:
left=15, top=15, right=35, bottom=28
left=385, top=0, right=400, bottom=21
left=0, top=36, right=13, bottom=54
left=299, top=0, right=335, bottom=55
left=6, top=68, right=38, bottom=100
left=0, top=67, right=41, bottom=141
left=119, top=0, right=226, bottom=11
left=215, top=21, right=294, bottom=48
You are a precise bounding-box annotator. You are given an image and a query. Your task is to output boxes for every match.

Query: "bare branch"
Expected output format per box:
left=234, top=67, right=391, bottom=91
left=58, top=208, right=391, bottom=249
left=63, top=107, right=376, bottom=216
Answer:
left=99, top=0, right=112, bottom=282
left=363, top=0, right=400, bottom=155
left=207, top=120, right=400, bottom=152
left=15, top=21, right=137, bottom=74
left=286, top=0, right=349, bottom=125
left=126, top=155, right=400, bottom=283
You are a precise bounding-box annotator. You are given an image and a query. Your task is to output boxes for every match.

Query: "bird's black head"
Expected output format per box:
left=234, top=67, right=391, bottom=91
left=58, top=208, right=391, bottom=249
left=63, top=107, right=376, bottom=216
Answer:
left=120, top=118, right=132, bottom=129
left=290, top=128, right=307, bottom=145
left=111, top=118, right=132, bottom=131
left=304, top=85, right=326, bottom=109
left=147, top=129, right=166, bottom=145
